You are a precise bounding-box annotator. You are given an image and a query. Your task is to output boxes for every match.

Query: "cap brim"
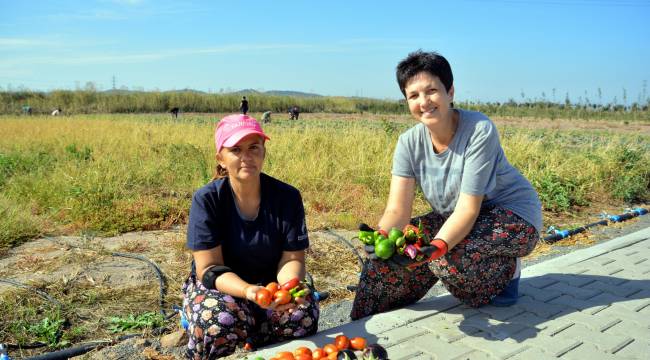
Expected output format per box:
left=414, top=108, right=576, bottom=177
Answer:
left=222, top=130, right=270, bottom=148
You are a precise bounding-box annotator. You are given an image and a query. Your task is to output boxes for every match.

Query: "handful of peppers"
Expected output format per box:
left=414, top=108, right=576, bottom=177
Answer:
left=357, top=221, right=448, bottom=269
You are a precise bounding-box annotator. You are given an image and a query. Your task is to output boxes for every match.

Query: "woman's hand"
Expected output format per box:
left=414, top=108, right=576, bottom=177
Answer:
left=245, top=285, right=263, bottom=302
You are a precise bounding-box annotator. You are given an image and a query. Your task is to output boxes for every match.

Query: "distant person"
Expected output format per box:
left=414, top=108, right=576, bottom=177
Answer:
left=289, top=106, right=300, bottom=120
left=22, top=105, right=32, bottom=115
left=350, top=50, right=542, bottom=320
left=182, top=114, right=319, bottom=358
left=51, top=108, right=62, bottom=116
left=170, top=107, right=180, bottom=119
left=239, top=96, right=249, bottom=115
left=261, top=110, right=272, bottom=123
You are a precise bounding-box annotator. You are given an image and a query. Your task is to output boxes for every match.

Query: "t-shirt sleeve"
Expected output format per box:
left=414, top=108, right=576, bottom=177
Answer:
left=460, top=121, right=500, bottom=196
left=391, top=133, right=415, bottom=178
left=283, top=191, right=309, bottom=251
left=186, top=190, right=221, bottom=251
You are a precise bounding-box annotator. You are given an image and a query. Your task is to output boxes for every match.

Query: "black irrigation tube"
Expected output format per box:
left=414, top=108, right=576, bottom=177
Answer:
left=543, top=208, right=649, bottom=244
left=325, top=229, right=364, bottom=270
left=2, top=240, right=174, bottom=359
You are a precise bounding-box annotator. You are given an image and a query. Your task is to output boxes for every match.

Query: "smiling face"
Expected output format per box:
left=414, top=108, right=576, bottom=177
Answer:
left=404, top=71, right=455, bottom=128
left=217, top=134, right=266, bottom=182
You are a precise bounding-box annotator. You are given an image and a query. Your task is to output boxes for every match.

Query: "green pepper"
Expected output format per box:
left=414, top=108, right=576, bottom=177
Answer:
left=395, top=236, right=406, bottom=247
left=289, top=286, right=301, bottom=295
left=358, top=230, right=374, bottom=245
left=293, top=288, right=310, bottom=298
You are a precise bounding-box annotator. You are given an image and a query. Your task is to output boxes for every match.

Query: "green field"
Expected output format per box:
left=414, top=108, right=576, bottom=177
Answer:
left=1, top=113, right=649, bottom=253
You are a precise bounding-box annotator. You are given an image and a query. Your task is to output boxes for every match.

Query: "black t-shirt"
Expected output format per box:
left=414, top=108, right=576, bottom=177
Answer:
left=186, top=173, right=309, bottom=285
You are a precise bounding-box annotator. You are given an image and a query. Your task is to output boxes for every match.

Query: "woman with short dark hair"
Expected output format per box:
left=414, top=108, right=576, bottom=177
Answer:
left=351, top=50, right=542, bottom=320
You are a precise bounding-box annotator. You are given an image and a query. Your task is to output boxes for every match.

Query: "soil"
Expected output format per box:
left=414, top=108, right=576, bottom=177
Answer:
left=2, top=211, right=649, bottom=359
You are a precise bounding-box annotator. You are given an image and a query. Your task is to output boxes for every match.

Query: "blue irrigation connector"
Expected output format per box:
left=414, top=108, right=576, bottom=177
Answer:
left=172, top=305, right=189, bottom=330
left=0, top=343, right=10, bottom=360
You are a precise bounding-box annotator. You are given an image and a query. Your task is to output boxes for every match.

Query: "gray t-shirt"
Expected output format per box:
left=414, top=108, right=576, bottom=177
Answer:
left=392, top=109, right=543, bottom=232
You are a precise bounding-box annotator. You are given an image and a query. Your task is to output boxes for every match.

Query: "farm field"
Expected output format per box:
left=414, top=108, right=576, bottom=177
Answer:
left=1, top=112, right=649, bottom=356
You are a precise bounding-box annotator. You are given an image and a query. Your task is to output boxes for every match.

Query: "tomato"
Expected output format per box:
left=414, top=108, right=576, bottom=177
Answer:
left=294, top=346, right=312, bottom=356
left=276, top=351, right=295, bottom=359
left=334, top=335, right=350, bottom=350
left=266, top=282, right=280, bottom=295
left=349, top=336, right=366, bottom=350
left=243, top=342, right=253, bottom=351
left=323, top=344, right=338, bottom=355
left=294, top=354, right=312, bottom=360
left=273, top=289, right=292, bottom=305
left=255, top=288, right=272, bottom=307
left=281, top=277, right=300, bottom=291
left=326, top=351, right=338, bottom=360
left=312, top=348, right=326, bottom=359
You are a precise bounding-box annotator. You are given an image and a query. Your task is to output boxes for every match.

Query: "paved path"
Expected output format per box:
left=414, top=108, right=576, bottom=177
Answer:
left=248, top=227, right=650, bottom=359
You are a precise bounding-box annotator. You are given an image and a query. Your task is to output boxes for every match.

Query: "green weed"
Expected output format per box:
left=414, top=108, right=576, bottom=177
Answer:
left=108, top=312, right=164, bottom=333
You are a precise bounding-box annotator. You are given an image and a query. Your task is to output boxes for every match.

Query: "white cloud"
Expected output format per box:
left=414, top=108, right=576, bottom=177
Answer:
left=0, top=38, right=59, bottom=49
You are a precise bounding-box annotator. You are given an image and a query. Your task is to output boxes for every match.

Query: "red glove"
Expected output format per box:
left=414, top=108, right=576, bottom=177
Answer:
left=405, top=238, right=449, bottom=271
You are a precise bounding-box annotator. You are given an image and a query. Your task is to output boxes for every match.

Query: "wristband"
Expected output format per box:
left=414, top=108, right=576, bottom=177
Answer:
left=201, top=265, right=233, bottom=290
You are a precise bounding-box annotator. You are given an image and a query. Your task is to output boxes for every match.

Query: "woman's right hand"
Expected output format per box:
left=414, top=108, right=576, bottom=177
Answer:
left=244, top=285, right=263, bottom=302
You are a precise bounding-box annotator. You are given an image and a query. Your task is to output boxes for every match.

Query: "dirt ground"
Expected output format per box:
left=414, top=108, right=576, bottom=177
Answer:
left=2, top=210, right=650, bottom=359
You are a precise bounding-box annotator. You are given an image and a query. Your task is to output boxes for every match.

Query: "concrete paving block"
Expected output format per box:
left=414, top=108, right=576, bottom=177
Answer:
left=520, top=276, right=558, bottom=289
left=602, top=321, right=650, bottom=346
left=617, top=291, right=650, bottom=312
left=408, top=332, right=476, bottom=360
left=409, top=316, right=479, bottom=343
left=547, top=273, right=599, bottom=287
left=505, top=311, right=549, bottom=331
left=378, top=323, right=429, bottom=348
left=612, top=338, right=650, bottom=359
left=559, top=342, right=621, bottom=360
left=450, top=350, right=498, bottom=359
left=575, top=267, right=629, bottom=285
left=553, top=310, right=623, bottom=332
left=387, top=343, right=427, bottom=360
left=385, top=294, right=462, bottom=325
left=512, top=295, right=566, bottom=319
left=548, top=294, right=611, bottom=313
left=456, top=316, right=530, bottom=341
left=456, top=334, right=528, bottom=359
left=519, top=283, right=563, bottom=302
left=474, top=305, right=526, bottom=322
left=525, top=334, right=583, bottom=357
left=508, top=346, right=556, bottom=359
left=550, top=322, right=634, bottom=353
left=607, top=267, right=650, bottom=280
left=545, top=281, right=603, bottom=300
left=596, top=304, right=650, bottom=328
left=434, top=306, right=482, bottom=324
left=580, top=280, right=644, bottom=297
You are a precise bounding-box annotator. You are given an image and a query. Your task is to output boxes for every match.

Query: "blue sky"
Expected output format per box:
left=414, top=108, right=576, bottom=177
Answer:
left=1, top=0, right=649, bottom=104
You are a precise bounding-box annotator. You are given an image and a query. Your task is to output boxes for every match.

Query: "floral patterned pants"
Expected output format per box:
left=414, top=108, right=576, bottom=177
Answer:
left=182, top=276, right=320, bottom=359
left=350, top=207, right=539, bottom=320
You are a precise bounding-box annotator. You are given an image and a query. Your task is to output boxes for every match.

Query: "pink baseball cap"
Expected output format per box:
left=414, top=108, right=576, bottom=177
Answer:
left=215, top=114, right=270, bottom=152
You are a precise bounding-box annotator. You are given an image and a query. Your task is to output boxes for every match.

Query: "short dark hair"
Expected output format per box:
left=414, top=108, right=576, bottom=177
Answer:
left=396, top=50, right=453, bottom=97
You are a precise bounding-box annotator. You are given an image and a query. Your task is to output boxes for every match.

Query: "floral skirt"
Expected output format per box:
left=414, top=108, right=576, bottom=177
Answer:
left=182, top=276, right=320, bottom=359
left=350, top=207, right=539, bottom=320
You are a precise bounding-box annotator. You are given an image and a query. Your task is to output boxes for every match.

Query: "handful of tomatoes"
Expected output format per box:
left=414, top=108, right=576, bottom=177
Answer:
left=247, top=334, right=387, bottom=360
left=255, top=277, right=311, bottom=307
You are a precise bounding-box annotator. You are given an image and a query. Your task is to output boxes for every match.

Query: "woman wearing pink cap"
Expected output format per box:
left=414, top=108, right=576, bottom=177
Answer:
left=182, top=114, right=319, bottom=359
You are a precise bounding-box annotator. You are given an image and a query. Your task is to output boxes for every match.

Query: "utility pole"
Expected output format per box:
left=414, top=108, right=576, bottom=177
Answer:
left=112, top=75, right=116, bottom=90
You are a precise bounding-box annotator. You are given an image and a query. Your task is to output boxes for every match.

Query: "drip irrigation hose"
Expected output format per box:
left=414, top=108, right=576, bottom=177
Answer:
left=543, top=207, right=649, bottom=244
left=325, top=229, right=365, bottom=293
left=110, top=252, right=168, bottom=319
left=2, top=239, right=175, bottom=357
left=0, top=279, right=63, bottom=309
left=325, top=229, right=364, bottom=269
